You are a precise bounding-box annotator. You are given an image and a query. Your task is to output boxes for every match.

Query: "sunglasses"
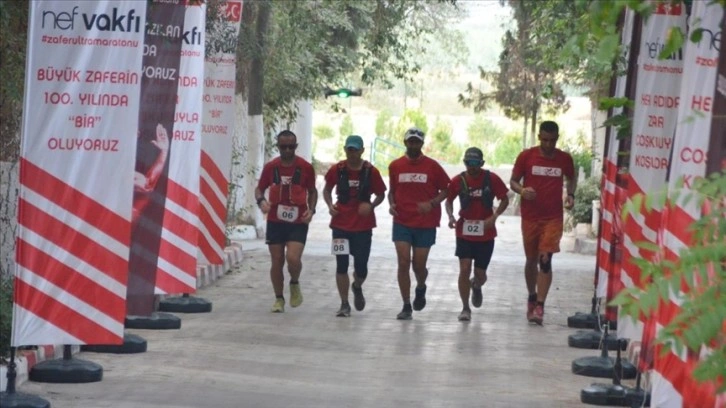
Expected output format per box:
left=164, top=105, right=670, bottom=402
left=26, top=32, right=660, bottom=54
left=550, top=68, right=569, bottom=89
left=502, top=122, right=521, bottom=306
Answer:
left=277, top=144, right=297, bottom=151
left=464, top=159, right=484, bottom=167
left=407, top=129, right=424, bottom=137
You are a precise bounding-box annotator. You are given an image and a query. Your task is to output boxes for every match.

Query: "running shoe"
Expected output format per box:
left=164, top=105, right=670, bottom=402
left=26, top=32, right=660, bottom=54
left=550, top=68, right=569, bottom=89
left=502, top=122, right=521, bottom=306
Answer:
left=526, top=300, right=536, bottom=321
left=470, top=278, right=483, bottom=308
left=412, top=285, right=427, bottom=311
left=458, top=309, right=471, bottom=321
left=352, top=283, right=366, bottom=311
left=336, top=303, right=351, bottom=317
left=396, top=305, right=413, bottom=320
left=289, top=282, right=303, bottom=307
left=270, top=298, right=285, bottom=313
left=531, top=304, right=544, bottom=325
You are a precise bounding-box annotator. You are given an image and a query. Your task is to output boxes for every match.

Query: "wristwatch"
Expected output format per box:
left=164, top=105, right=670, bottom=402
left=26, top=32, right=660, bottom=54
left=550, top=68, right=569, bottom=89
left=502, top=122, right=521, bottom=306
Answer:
left=256, top=197, right=265, bottom=205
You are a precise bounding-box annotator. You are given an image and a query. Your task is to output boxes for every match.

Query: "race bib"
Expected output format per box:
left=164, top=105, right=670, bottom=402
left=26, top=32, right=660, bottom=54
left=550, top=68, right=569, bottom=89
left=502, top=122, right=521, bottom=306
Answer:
left=276, top=204, right=299, bottom=222
left=462, top=220, right=485, bottom=236
left=331, top=238, right=350, bottom=255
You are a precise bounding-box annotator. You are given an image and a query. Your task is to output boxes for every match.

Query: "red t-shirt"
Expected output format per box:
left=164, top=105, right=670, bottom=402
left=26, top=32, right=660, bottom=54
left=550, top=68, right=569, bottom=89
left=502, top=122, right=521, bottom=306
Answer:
left=446, top=170, right=509, bottom=241
left=388, top=155, right=450, bottom=228
left=512, top=147, right=575, bottom=221
left=257, top=156, right=316, bottom=224
left=324, top=161, right=387, bottom=231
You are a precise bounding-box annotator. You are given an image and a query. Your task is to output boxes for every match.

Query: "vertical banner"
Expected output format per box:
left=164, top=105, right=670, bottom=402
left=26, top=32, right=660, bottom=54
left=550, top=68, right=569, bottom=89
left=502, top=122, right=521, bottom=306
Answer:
left=127, top=1, right=186, bottom=315
left=13, top=1, right=145, bottom=345
left=198, top=0, right=242, bottom=265
left=654, top=2, right=723, bottom=407
left=618, top=2, right=686, bottom=344
left=154, top=2, right=207, bottom=295
left=597, top=9, right=635, bottom=304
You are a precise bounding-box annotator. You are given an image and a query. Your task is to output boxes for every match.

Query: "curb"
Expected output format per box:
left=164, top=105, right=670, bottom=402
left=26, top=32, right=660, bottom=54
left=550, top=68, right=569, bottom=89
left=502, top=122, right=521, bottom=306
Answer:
left=1, top=243, right=245, bottom=392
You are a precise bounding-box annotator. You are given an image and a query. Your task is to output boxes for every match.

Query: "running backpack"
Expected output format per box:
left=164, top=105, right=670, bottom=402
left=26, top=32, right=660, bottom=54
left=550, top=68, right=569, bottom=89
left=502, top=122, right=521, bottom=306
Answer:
left=458, top=171, right=494, bottom=210
left=336, top=161, right=372, bottom=204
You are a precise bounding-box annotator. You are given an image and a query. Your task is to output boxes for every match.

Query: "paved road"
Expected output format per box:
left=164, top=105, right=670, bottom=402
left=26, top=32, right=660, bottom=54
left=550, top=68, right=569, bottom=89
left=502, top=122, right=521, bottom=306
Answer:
left=20, top=202, right=615, bottom=407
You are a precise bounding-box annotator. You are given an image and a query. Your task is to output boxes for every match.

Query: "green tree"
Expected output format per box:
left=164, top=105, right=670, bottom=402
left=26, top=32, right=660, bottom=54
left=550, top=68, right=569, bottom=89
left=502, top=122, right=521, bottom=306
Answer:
left=238, top=0, right=462, bottom=128
left=375, top=109, right=395, bottom=139
left=466, top=115, right=504, bottom=152
left=426, top=119, right=462, bottom=164
left=489, top=130, right=521, bottom=166
left=337, top=115, right=354, bottom=160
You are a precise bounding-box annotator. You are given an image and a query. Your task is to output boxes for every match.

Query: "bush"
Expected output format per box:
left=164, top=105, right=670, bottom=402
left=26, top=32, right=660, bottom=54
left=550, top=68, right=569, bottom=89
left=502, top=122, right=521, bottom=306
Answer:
left=566, top=176, right=600, bottom=230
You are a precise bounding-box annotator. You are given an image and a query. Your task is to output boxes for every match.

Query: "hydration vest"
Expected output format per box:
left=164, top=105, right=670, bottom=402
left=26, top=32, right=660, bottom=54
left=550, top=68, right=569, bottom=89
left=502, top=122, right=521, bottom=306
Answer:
left=269, top=166, right=306, bottom=206
left=336, top=161, right=372, bottom=204
left=458, top=170, right=493, bottom=210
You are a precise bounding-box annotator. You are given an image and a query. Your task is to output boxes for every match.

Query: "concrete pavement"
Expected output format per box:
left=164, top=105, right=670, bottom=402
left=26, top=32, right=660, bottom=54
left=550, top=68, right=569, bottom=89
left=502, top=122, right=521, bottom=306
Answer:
left=17, top=205, right=623, bottom=407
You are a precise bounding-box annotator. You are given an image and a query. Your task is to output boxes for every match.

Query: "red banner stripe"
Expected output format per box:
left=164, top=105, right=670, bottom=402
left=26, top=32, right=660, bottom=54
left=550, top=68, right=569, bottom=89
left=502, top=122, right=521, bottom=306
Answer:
left=166, top=178, right=199, bottom=214
left=19, top=158, right=129, bottom=246
left=201, top=150, right=229, bottom=194
left=17, top=240, right=125, bottom=319
left=198, top=209, right=224, bottom=264
left=161, top=205, right=199, bottom=244
left=19, top=199, right=128, bottom=284
left=155, top=263, right=195, bottom=293
left=14, top=279, right=122, bottom=344
left=157, top=238, right=197, bottom=274
left=665, top=204, right=695, bottom=245
left=200, top=177, right=226, bottom=221
left=655, top=345, right=717, bottom=408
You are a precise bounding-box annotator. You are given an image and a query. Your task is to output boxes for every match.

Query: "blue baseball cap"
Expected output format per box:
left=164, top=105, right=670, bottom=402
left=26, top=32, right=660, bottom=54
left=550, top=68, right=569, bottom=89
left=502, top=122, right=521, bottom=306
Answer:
left=345, top=135, right=364, bottom=150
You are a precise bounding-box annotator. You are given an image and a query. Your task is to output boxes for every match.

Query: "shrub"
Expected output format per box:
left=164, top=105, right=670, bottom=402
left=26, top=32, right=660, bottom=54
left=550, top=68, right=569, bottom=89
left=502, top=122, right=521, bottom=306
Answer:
left=566, top=176, right=600, bottom=230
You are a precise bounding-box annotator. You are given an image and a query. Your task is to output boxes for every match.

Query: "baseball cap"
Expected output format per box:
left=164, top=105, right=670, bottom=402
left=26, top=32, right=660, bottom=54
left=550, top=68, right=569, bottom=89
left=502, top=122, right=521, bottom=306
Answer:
left=344, top=135, right=364, bottom=150
left=404, top=127, right=425, bottom=141
left=463, top=147, right=484, bottom=166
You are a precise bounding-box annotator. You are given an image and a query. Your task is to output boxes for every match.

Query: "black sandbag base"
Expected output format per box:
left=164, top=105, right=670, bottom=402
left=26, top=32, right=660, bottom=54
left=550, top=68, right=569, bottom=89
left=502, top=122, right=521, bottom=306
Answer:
left=567, top=312, right=617, bottom=330
left=572, top=355, right=637, bottom=379
left=568, top=330, right=628, bottom=350
left=29, top=357, right=102, bottom=383
left=81, top=332, right=147, bottom=354
left=158, top=295, right=212, bottom=313
left=125, top=312, right=181, bottom=330
left=581, top=383, right=650, bottom=406
left=0, top=392, right=51, bottom=408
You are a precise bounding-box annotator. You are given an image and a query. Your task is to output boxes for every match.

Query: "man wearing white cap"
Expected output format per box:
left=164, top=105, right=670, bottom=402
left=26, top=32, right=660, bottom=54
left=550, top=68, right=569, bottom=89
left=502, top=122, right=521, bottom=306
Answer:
left=388, top=127, right=450, bottom=320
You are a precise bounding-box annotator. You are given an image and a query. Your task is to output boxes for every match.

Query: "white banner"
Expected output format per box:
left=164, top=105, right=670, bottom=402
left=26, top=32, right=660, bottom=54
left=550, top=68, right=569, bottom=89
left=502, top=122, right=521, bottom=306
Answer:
left=618, top=2, right=686, bottom=343
left=13, top=0, right=145, bottom=345
left=198, top=1, right=242, bottom=265
left=155, top=3, right=206, bottom=294
left=654, top=2, right=723, bottom=407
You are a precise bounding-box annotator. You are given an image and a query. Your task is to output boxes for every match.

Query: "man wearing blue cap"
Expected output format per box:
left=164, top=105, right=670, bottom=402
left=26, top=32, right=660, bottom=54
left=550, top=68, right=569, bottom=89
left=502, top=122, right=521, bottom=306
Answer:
left=322, top=135, right=387, bottom=317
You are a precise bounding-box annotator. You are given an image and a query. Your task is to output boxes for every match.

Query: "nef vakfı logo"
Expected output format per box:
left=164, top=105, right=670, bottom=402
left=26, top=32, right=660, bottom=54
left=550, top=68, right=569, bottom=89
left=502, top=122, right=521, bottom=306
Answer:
left=41, top=6, right=141, bottom=33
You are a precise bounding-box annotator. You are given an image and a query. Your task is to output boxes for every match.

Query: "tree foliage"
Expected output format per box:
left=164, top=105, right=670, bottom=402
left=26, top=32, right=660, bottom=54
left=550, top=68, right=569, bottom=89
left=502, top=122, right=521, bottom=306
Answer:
left=458, top=0, right=574, bottom=146
left=0, top=0, right=29, bottom=162
left=238, top=0, right=461, bottom=128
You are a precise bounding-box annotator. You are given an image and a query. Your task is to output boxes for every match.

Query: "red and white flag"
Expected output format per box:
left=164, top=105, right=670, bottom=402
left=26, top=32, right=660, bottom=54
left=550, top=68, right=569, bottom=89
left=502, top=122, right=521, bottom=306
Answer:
left=13, top=0, right=146, bottom=346
left=618, top=3, right=686, bottom=344
left=154, top=3, right=207, bottom=294
left=654, top=2, right=723, bottom=406
left=198, top=0, right=242, bottom=265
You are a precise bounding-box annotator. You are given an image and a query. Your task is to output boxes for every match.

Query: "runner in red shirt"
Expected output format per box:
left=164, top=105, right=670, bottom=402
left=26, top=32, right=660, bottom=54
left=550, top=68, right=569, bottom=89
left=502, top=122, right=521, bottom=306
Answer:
left=388, top=127, right=450, bottom=320
left=445, top=147, right=509, bottom=322
left=510, top=121, right=576, bottom=325
left=255, top=130, right=318, bottom=313
left=323, top=135, right=387, bottom=317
